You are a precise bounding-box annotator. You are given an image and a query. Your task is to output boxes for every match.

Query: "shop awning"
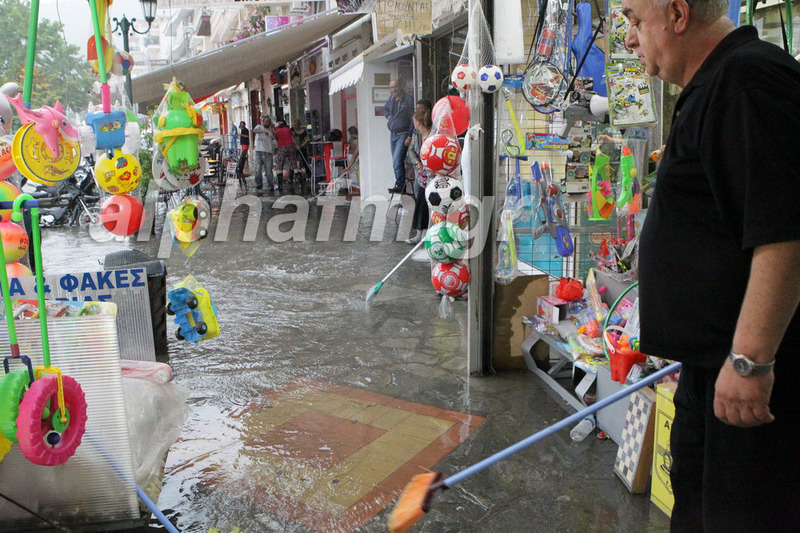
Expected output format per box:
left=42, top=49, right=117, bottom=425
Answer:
left=132, top=10, right=358, bottom=108
left=328, top=32, right=413, bottom=95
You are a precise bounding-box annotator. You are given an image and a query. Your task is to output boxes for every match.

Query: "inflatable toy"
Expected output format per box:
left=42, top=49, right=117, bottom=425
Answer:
left=424, top=221, right=467, bottom=263
left=0, top=221, right=29, bottom=263
left=0, top=83, right=19, bottom=135
left=152, top=149, right=205, bottom=191
left=7, top=96, right=81, bottom=185
left=154, top=80, right=204, bottom=173
left=87, top=35, right=115, bottom=75
left=426, top=176, right=465, bottom=216
left=0, top=136, right=15, bottom=181
left=478, top=65, right=504, bottom=93
left=167, top=275, right=219, bottom=343
left=5, top=262, right=32, bottom=277
left=95, top=148, right=142, bottom=194
left=451, top=64, right=476, bottom=91
left=168, top=197, right=209, bottom=243
left=432, top=96, right=470, bottom=136
left=421, top=134, right=461, bottom=175
left=0, top=181, right=21, bottom=221
left=432, top=260, right=470, bottom=298
left=100, top=194, right=144, bottom=236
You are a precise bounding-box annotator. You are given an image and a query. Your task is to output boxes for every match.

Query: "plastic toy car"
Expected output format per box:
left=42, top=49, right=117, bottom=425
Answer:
left=166, top=275, right=219, bottom=343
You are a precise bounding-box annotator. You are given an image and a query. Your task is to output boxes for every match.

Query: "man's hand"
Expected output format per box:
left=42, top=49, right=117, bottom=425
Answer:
left=714, top=358, right=775, bottom=427
left=405, top=138, right=411, bottom=147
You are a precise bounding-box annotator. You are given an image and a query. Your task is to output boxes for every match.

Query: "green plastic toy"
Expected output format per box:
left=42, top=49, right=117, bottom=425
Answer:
left=154, top=79, right=204, bottom=173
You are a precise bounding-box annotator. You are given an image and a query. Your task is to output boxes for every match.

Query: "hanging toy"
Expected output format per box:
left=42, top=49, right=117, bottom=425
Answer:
left=451, top=63, right=477, bottom=91
left=0, top=83, right=19, bottom=135
left=424, top=221, right=467, bottom=263
left=477, top=65, right=504, bottom=93
left=154, top=80, right=204, bottom=174
left=588, top=149, right=615, bottom=220
left=86, top=35, right=115, bottom=76
left=94, top=148, right=142, bottom=194
left=421, top=134, right=461, bottom=175
left=166, top=275, right=219, bottom=343
left=0, top=195, right=88, bottom=466
left=425, top=176, right=465, bottom=217
left=0, top=221, right=29, bottom=263
left=151, top=148, right=205, bottom=191
left=617, top=146, right=641, bottom=215
left=432, top=96, right=470, bottom=136
left=7, top=96, right=81, bottom=185
left=432, top=260, right=470, bottom=298
left=100, top=193, right=145, bottom=236
left=0, top=181, right=21, bottom=221
left=167, top=197, right=210, bottom=258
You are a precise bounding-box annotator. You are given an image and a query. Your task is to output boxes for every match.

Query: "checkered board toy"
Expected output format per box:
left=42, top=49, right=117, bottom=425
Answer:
left=614, top=387, right=656, bottom=493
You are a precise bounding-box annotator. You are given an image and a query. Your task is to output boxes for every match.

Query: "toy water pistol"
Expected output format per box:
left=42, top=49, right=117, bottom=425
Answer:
left=617, top=146, right=641, bottom=215
left=154, top=79, right=204, bottom=174
left=587, top=149, right=615, bottom=220
left=532, top=161, right=574, bottom=257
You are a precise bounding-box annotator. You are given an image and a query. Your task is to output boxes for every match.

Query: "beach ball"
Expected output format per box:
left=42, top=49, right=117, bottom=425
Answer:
left=424, top=221, right=467, bottom=263
left=433, top=96, right=470, bottom=136
left=95, top=149, right=142, bottom=194
left=0, top=181, right=21, bottom=221
left=0, top=221, right=29, bottom=263
left=478, top=65, right=504, bottom=93
left=451, top=64, right=476, bottom=91
left=426, top=176, right=465, bottom=216
left=432, top=260, right=470, bottom=297
left=421, top=134, right=461, bottom=175
left=101, top=194, right=144, bottom=237
left=6, top=261, right=32, bottom=278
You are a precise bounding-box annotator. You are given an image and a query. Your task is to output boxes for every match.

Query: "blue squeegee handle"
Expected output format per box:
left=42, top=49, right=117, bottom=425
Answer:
left=444, top=361, right=682, bottom=488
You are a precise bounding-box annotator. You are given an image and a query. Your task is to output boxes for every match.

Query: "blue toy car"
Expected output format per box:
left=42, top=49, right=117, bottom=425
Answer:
left=166, top=276, right=219, bottom=343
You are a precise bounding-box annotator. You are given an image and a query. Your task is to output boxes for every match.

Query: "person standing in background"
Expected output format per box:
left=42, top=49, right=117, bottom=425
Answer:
left=292, top=119, right=312, bottom=194
left=237, top=121, right=250, bottom=176
left=273, top=120, right=298, bottom=194
left=405, top=109, right=432, bottom=245
left=383, top=79, right=415, bottom=193
left=251, top=115, right=276, bottom=194
left=341, top=126, right=359, bottom=192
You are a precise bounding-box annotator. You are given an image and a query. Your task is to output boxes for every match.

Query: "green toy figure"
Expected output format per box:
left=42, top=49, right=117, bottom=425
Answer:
left=154, top=79, right=204, bottom=174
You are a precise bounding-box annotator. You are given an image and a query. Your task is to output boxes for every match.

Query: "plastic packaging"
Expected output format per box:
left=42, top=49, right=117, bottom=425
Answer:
left=570, top=415, right=596, bottom=442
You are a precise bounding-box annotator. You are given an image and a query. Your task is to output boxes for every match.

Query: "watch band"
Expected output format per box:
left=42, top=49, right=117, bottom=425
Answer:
left=729, top=351, right=775, bottom=377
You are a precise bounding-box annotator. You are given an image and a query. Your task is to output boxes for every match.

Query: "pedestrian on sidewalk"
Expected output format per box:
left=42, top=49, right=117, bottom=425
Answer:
left=236, top=121, right=250, bottom=176
left=341, top=126, right=360, bottom=192
left=274, top=119, right=297, bottom=193
left=251, top=115, right=276, bottom=193
left=383, top=79, right=414, bottom=194
left=625, top=0, right=800, bottom=529
left=406, top=109, right=432, bottom=245
left=292, top=119, right=312, bottom=193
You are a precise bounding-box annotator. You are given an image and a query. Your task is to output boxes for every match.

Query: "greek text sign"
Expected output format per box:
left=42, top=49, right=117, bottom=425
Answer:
left=376, top=0, right=432, bottom=39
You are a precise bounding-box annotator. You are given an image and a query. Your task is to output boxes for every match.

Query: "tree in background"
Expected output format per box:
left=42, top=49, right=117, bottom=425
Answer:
left=0, top=0, right=91, bottom=114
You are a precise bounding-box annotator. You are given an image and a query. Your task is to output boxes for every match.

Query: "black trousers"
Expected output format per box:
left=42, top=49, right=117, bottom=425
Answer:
left=670, top=359, right=800, bottom=533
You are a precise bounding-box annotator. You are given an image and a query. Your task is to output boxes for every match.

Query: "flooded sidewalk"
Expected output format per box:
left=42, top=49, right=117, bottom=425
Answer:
left=42, top=195, right=668, bottom=532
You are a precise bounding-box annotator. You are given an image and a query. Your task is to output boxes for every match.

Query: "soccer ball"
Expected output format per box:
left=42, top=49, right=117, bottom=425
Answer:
left=451, top=64, right=476, bottom=91
left=478, top=65, right=504, bottom=93
left=430, top=203, right=470, bottom=230
left=424, top=221, right=467, bottom=263
left=421, top=134, right=461, bottom=175
left=426, top=176, right=465, bottom=216
left=432, top=260, right=470, bottom=297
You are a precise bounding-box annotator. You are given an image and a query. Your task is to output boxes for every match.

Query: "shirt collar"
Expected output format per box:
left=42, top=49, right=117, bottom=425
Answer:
left=685, top=26, right=759, bottom=89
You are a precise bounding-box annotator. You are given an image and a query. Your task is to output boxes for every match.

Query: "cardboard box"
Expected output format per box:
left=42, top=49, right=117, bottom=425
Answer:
left=493, top=275, right=550, bottom=370
left=651, top=382, right=678, bottom=517
left=537, top=296, right=568, bottom=324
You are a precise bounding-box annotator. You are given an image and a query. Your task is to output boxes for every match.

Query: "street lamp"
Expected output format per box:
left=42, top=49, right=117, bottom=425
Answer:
left=112, top=0, right=158, bottom=105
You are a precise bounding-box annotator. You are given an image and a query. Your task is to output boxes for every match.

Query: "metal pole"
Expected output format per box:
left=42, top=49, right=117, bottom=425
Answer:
left=121, top=18, right=133, bottom=105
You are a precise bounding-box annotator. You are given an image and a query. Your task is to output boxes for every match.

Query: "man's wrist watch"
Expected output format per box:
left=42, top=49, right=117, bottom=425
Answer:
left=729, top=350, right=775, bottom=377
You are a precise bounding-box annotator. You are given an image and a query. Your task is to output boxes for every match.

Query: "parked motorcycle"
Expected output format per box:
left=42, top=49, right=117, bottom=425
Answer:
left=34, top=156, right=100, bottom=227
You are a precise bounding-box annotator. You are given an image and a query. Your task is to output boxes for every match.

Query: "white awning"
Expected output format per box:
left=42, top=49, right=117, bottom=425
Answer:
left=328, top=56, right=364, bottom=95
left=132, top=10, right=358, bottom=108
left=328, top=32, right=413, bottom=95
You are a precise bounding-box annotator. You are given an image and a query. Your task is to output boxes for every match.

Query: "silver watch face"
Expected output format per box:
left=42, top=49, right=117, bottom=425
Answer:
left=733, top=356, right=753, bottom=375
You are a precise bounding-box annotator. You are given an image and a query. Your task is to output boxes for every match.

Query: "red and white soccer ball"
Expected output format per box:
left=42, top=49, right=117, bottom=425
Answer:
left=451, top=64, right=476, bottom=91
left=421, top=134, right=461, bottom=175
left=432, top=260, right=470, bottom=297
left=431, top=202, right=469, bottom=230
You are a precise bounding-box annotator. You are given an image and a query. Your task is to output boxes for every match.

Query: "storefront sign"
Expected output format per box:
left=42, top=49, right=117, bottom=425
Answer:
left=9, top=268, right=156, bottom=361
left=376, top=0, right=432, bottom=39
left=303, top=50, right=325, bottom=79
left=266, top=15, right=301, bottom=31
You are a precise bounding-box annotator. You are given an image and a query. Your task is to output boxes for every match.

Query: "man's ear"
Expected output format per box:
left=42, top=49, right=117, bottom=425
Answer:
left=670, top=0, right=691, bottom=33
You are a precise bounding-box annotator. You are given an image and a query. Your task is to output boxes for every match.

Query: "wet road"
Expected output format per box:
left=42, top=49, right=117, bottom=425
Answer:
left=40, top=194, right=669, bottom=533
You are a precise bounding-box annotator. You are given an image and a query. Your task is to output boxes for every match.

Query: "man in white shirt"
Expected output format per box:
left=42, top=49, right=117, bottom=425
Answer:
left=251, top=115, right=276, bottom=193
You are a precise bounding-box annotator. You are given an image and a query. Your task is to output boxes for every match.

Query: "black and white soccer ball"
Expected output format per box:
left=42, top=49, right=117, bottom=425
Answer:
left=425, top=176, right=465, bottom=216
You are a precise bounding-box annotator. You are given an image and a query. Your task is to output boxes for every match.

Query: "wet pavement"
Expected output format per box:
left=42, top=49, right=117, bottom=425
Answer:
left=40, top=188, right=670, bottom=532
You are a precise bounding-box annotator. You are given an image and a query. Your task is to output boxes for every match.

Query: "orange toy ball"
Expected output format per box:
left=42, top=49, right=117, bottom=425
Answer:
left=100, top=194, right=144, bottom=237
left=0, top=181, right=22, bottom=222
left=6, top=261, right=32, bottom=278
left=0, top=221, right=29, bottom=263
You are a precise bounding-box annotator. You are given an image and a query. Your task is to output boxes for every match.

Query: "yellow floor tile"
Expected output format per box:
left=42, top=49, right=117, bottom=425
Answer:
left=392, top=414, right=454, bottom=440
left=326, top=478, right=375, bottom=508
left=370, top=408, right=413, bottom=430
left=348, top=403, right=393, bottom=425
left=329, top=400, right=370, bottom=419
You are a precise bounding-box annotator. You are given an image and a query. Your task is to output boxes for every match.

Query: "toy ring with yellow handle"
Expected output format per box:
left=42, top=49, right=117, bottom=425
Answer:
left=94, top=148, right=142, bottom=194
left=12, top=123, right=81, bottom=186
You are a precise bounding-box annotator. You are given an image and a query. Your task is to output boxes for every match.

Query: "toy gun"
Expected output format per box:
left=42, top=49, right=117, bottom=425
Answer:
left=559, top=89, right=609, bottom=138
left=532, top=161, right=574, bottom=257
left=588, top=149, right=615, bottom=220
left=617, top=146, right=641, bottom=215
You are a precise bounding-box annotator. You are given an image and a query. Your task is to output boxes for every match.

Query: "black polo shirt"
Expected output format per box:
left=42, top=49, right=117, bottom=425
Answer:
left=639, top=26, right=800, bottom=366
